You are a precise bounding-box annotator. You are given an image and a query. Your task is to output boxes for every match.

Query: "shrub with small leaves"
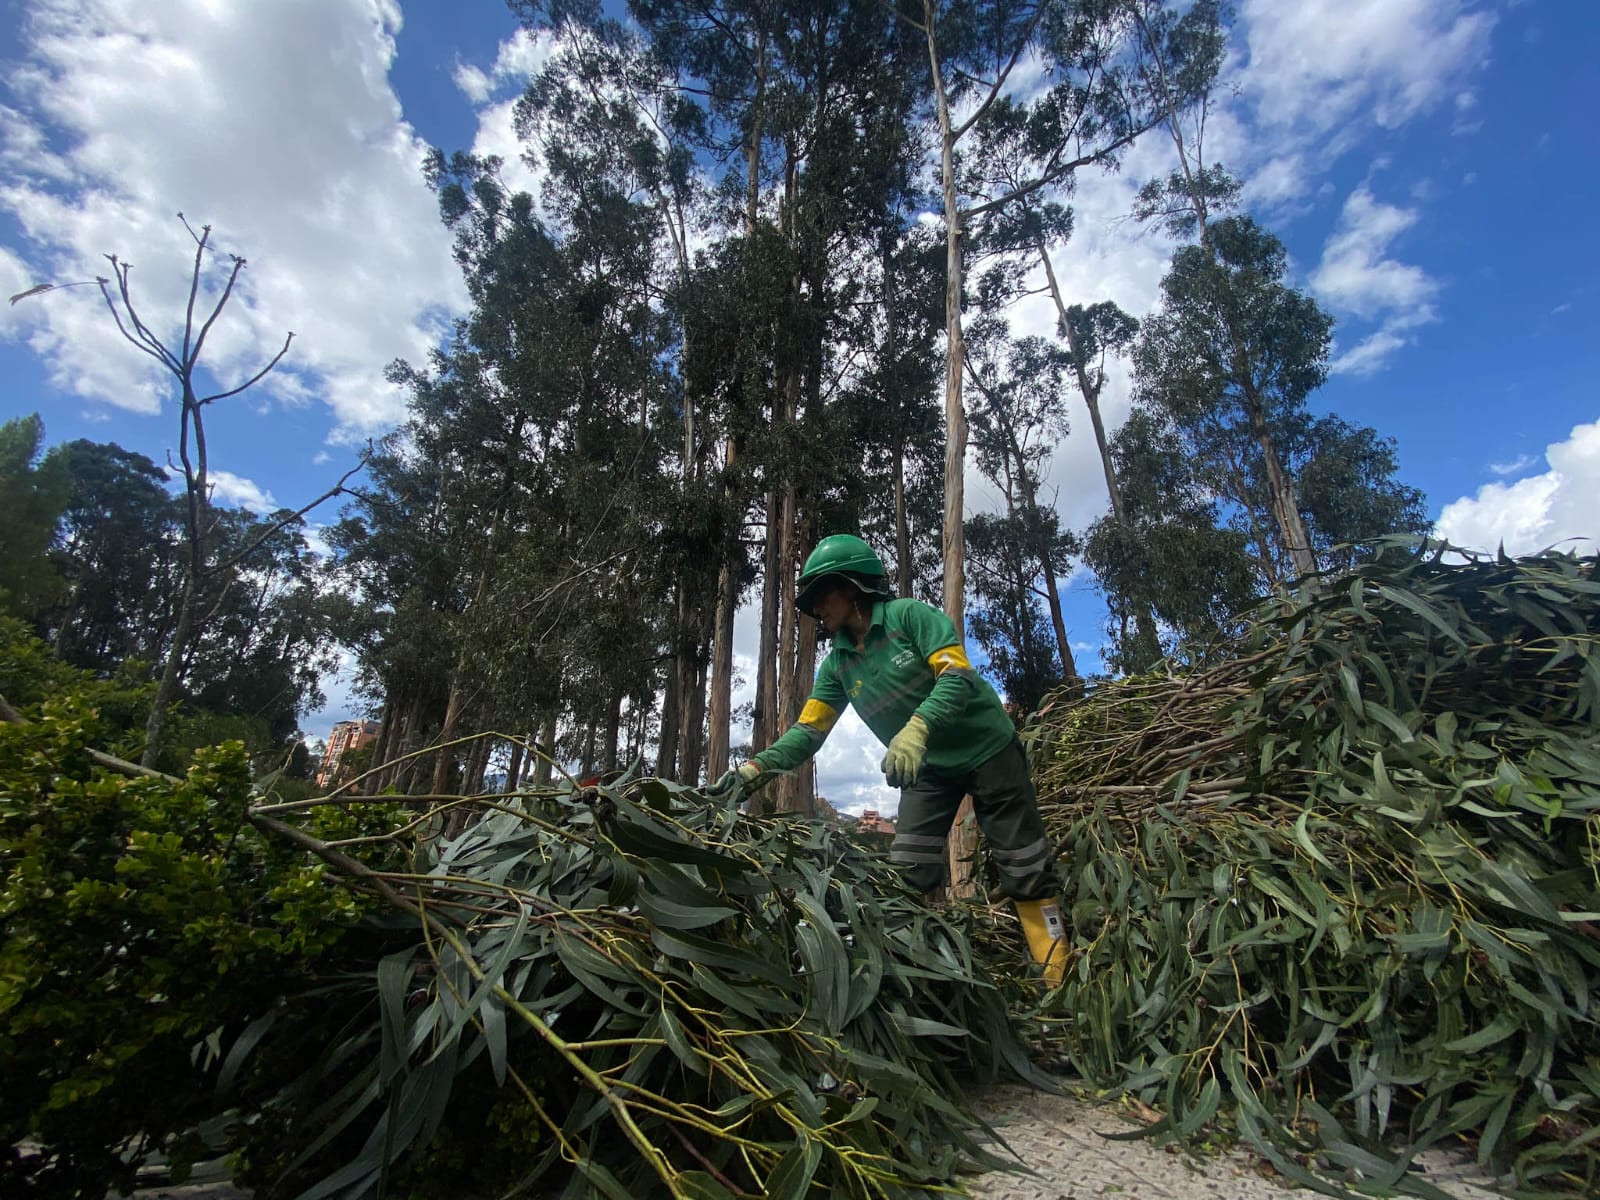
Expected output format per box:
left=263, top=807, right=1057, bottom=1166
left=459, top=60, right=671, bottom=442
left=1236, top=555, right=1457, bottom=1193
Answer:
left=0, top=626, right=387, bottom=1198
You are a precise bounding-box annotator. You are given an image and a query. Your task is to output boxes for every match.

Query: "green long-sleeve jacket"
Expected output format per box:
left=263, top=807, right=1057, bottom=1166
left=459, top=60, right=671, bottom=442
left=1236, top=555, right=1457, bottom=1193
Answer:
left=753, top=597, right=1015, bottom=777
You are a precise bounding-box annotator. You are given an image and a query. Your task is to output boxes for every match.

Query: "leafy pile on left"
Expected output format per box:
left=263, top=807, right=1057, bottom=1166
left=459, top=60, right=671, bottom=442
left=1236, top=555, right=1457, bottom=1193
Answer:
left=1, top=618, right=1039, bottom=1200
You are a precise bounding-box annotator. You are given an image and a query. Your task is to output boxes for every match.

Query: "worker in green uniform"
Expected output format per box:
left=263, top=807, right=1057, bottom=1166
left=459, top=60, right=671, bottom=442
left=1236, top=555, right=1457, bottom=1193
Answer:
left=709, top=534, right=1067, bottom=984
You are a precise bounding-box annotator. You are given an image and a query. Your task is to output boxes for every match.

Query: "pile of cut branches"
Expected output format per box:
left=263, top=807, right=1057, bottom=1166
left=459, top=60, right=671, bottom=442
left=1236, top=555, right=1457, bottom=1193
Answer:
left=242, top=770, right=1045, bottom=1200
left=1026, top=544, right=1600, bottom=1198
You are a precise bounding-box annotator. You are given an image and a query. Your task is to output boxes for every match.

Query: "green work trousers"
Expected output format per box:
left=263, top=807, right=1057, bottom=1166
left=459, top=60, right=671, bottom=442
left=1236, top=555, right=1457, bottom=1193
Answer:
left=887, top=737, right=1058, bottom=901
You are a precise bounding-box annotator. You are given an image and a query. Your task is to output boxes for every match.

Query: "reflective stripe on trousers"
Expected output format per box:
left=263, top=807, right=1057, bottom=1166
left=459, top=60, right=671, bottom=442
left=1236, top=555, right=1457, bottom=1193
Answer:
left=889, top=831, right=947, bottom=866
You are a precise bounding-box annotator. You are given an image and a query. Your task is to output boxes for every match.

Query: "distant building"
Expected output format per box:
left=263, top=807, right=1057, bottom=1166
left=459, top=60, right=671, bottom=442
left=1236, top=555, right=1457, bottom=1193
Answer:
left=855, top=809, right=895, bottom=836
left=811, top=794, right=842, bottom=825
left=316, top=719, right=380, bottom=789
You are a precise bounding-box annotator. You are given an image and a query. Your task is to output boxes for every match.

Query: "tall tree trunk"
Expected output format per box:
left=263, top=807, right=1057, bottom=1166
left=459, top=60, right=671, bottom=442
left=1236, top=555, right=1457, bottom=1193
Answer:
left=1028, top=512, right=1076, bottom=681
left=925, top=0, right=966, bottom=629
left=602, top=692, right=622, bottom=773
left=705, top=440, right=739, bottom=776
left=1234, top=362, right=1315, bottom=580
left=776, top=504, right=816, bottom=815
left=581, top=720, right=597, bottom=779
left=368, top=694, right=399, bottom=792
left=533, top=708, right=558, bottom=786
left=787, top=613, right=818, bottom=816
left=399, top=690, right=430, bottom=794
left=1037, top=238, right=1125, bottom=525
left=506, top=739, right=524, bottom=792
left=430, top=673, right=467, bottom=796
left=893, top=439, right=912, bottom=597
left=885, top=242, right=913, bottom=597
left=657, top=624, right=682, bottom=777
left=679, top=644, right=708, bottom=784
left=755, top=490, right=781, bottom=750
left=141, top=575, right=196, bottom=767
left=464, top=736, right=491, bottom=795
left=1246, top=392, right=1316, bottom=580
left=1035, top=233, right=1160, bottom=663
left=774, top=484, right=799, bottom=771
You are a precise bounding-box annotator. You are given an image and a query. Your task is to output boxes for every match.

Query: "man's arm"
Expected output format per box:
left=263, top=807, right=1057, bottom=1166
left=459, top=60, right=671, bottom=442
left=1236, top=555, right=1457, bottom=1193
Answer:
left=751, top=656, right=849, bottom=774
left=905, top=602, right=979, bottom=735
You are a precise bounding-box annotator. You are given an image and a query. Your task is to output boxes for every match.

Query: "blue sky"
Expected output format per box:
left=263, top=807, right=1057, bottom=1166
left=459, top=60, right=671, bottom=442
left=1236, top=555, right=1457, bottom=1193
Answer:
left=1, top=0, right=1596, bottom=812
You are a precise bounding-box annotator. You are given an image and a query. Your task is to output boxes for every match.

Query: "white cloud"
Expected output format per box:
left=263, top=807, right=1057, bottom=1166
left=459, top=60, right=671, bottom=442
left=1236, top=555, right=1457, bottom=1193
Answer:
left=1488, top=453, right=1537, bottom=478
left=1240, top=152, right=1311, bottom=211
left=208, top=468, right=277, bottom=513
left=1327, top=328, right=1408, bottom=377
left=1, top=0, right=468, bottom=436
left=1437, top=420, right=1600, bottom=555
left=464, top=97, right=547, bottom=204
left=302, top=522, right=334, bottom=560
left=1312, top=185, right=1440, bottom=374
left=452, top=28, right=555, bottom=105
left=453, top=63, right=494, bottom=106
left=303, top=647, right=368, bottom=741
left=1238, top=0, right=1495, bottom=140
left=1313, top=187, right=1437, bottom=317
left=449, top=27, right=573, bottom=214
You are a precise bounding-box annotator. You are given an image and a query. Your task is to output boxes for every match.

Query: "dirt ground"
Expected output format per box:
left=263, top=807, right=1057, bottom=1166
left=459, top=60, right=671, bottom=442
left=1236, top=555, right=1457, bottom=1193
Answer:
left=964, top=1084, right=1503, bottom=1200
left=128, top=1084, right=1505, bottom=1200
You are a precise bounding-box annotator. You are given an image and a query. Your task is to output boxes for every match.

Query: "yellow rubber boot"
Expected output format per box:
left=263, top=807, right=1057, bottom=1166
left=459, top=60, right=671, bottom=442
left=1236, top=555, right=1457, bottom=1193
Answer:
left=1015, top=897, right=1067, bottom=987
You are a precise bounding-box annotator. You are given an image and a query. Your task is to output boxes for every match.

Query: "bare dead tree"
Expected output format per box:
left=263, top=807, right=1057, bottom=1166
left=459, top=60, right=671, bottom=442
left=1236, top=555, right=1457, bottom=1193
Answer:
left=81, top=216, right=366, bottom=766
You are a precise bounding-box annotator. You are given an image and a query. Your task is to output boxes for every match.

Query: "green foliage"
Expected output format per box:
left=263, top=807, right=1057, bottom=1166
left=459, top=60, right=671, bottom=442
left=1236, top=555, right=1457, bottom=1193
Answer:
left=0, top=625, right=381, bottom=1197
left=0, top=414, right=69, bottom=620
left=967, top=510, right=1070, bottom=710
left=1296, top=416, right=1430, bottom=571
left=44, top=438, right=179, bottom=671
left=1083, top=407, right=1257, bottom=670
left=251, top=769, right=1049, bottom=1199
left=1028, top=545, right=1600, bottom=1197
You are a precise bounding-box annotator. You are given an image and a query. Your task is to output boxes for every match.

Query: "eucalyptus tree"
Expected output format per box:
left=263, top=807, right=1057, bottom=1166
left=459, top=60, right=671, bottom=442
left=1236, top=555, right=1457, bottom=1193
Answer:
left=842, top=222, right=947, bottom=600
left=43, top=439, right=181, bottom=672
left=1081, top=406, right=1255, bottom=670
left=1127, top=0, right=1321, bottom=582
left=891, top=0, right=1218, bottom=632
left=513, top=16, right=724, bottom=781
left=1134, top=216, right=1334, bottom=588
left=327, top=426, right=468, bottom=793
left=529, top=0, right=940, bottom=806
left=963, top=318, right=1078, bottom=680
left=965, top=510, right=1072, bottom=713
left=375, top=145, right=677, bottom=793
left=1097, top=278, right=1429, bottom=669
left=0, top=415, right=68, bottom=622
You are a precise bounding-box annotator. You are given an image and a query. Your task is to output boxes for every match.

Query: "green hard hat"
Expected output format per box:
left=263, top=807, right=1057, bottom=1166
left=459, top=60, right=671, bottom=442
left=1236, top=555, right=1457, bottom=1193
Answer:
left=796, top=534, right=891, bottom=614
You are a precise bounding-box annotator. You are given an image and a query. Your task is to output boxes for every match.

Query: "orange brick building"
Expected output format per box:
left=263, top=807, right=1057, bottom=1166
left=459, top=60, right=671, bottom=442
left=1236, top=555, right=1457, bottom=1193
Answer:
left=315, top=719, right=380, bottom=789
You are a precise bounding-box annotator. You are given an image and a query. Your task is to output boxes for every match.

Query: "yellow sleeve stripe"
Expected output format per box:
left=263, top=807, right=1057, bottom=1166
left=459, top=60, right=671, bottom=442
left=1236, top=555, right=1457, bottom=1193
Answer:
left=799, top=698, right=841, bottom=732
left=927, top=645, right=972, bottom=676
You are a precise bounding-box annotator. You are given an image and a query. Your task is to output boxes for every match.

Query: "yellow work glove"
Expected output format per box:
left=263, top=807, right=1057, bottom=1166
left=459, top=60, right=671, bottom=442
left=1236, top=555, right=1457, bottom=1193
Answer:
left=880, top=715, right=929, bottom=788
left=707, top=761, right=760, bottom=798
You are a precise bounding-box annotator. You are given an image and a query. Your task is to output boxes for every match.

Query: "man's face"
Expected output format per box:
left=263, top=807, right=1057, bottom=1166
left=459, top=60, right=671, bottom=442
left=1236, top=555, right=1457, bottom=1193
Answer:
left=812, top=584, right=855, bottom=634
